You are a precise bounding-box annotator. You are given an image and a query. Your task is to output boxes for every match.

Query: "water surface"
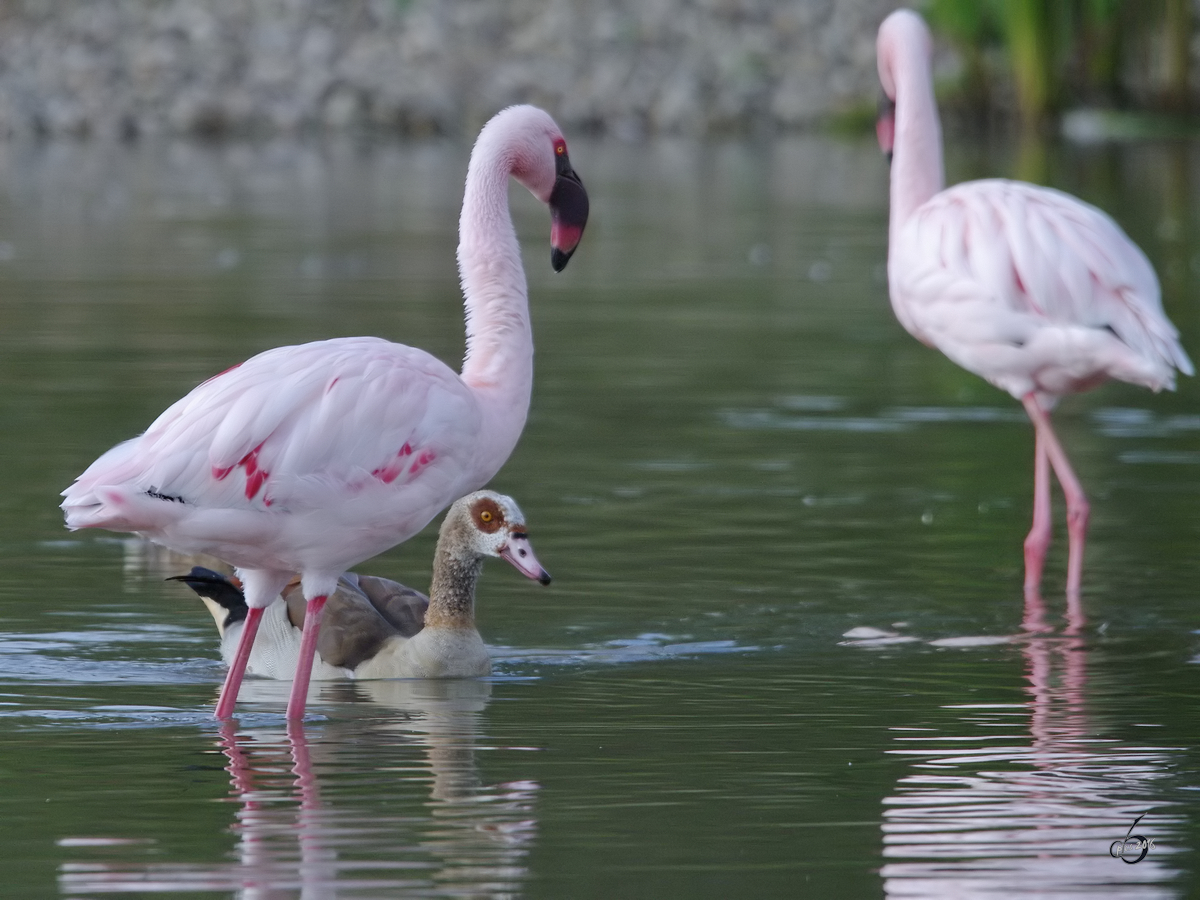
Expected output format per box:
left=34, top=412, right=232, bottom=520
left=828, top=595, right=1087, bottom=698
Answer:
left=0, top=132, right=1197, bottom=897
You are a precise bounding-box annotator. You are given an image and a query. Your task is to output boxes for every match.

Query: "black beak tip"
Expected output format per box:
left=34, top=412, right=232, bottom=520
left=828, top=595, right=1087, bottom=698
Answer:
left=551, top=247, right=573, bottom=272
left=538, top=570, right=553, bottom=586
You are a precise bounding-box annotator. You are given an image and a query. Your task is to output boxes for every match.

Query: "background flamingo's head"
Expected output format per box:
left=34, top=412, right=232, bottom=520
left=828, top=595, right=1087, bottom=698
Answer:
left=875, top=9, right=933, bottom=163
left=876, top=94, right=896, bottom=162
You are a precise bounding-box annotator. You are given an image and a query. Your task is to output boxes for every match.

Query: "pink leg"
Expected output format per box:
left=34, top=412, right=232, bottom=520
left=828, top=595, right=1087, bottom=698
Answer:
left=286, top=595, right=328, bottom=721
left=215, top=606, right=264, bottom=719
left=1023, top=429, right=1052, bottom=596
left=1022, top=395, right=1090, bottom=596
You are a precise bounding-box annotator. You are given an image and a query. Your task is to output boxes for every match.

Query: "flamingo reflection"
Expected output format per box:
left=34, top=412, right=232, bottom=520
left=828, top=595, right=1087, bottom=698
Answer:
left=880, top=594, right=1183, bottom=898
left=59, top=680, right=540, bottom=896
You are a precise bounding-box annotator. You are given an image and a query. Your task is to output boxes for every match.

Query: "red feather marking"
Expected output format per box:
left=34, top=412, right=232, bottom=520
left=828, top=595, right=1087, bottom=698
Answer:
left=212, top=465, right=234, bottom=481
left=372, top=465, right=401, bottom=484
left=409, top=450, right=436, bottom=475
left=371, top=441, right=420, bottom=484
left=245, top=468, right=269, bottom=499
left=239, top=443, right=269, bottom=500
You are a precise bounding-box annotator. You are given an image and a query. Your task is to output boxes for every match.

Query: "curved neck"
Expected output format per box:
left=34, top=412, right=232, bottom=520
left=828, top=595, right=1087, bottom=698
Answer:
left=425, top=543, right=482, bottom=629
left=889, top=46, right=945, bottom=242
left=457, top=146, right=534, bottom=462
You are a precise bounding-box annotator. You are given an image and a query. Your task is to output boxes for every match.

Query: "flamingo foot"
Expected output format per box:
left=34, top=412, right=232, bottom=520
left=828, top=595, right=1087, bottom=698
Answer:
left=286, top=594, right=328, bottom=720
left=1064, top=497, right=1090, bottom=599
left=1022, top=424, right=1052, bottom=596
left=1023, top=528, right=1050, bottom=596
left=1064, top=584, right=1087, bottom=634
left=1021, top=587, right=1052, bottom=634
left=215, top=606, right=264, bottom=719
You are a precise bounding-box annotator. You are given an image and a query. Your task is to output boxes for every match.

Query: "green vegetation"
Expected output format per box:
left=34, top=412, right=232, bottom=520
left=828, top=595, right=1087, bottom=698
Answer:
left=924, top=0, right=1195, bottom=127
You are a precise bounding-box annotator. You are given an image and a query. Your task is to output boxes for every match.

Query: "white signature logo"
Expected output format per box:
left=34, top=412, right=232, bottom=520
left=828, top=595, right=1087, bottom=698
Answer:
left=1110, top=813, right=1155, bottom=864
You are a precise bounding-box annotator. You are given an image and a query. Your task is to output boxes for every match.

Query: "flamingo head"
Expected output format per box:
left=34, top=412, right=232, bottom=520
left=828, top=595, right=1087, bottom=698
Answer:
left=548, top=138, right=589, bottom=271
left=875, top=9, right=934, bottom=162
left=444, top=490, right=552, bottom=585
left=484, top=105, right=589, bottom=272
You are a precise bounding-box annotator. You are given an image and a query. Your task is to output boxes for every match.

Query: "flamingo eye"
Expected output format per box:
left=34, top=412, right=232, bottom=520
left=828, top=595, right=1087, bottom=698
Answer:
left=554, top=140, right=566, bottom=155
left=480, top=510, right=493, bottom=522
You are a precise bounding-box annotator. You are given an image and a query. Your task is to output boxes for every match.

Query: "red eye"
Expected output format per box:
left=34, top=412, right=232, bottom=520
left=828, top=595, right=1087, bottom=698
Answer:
left=554, top=140, right=566, bottom=155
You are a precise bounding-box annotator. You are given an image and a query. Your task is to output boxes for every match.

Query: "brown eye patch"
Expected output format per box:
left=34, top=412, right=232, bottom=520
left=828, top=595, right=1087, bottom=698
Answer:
left=471, top=498, right=504, bottom=533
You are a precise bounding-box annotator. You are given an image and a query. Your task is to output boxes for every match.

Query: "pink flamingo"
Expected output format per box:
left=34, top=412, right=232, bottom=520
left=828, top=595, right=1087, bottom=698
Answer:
left=876, top=10, right=1192, bottom=598
left=61, top=105, right=588, bottom=720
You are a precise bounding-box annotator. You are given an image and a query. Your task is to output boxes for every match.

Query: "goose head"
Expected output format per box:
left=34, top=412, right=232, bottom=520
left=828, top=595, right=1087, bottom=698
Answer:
left=442, top=490, right=552, bottom=585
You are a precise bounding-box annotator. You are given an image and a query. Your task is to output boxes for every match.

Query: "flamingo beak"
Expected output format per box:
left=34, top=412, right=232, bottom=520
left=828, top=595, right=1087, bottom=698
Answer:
left=876, top=94, right=896, bottom=165
left=549, top=150, right=589, bottom=272
left=499, top=531, right=552, bottom=585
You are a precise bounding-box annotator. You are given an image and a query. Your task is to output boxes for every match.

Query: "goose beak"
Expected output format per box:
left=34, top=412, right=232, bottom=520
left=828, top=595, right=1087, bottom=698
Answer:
left=549, top=151, right=589, bottom=272
left=499, top=532, right=552, bottom=585
left=876, top=94, right=896, bottom=165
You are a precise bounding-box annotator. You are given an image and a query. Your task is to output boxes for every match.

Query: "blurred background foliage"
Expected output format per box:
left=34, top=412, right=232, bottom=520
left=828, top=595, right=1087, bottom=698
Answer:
left=924, top=0, right=1196, bottom=127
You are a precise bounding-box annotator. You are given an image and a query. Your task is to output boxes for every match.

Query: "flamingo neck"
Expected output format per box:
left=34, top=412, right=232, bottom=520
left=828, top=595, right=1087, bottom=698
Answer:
left=457, top=144, right=534, bottom=463
left=888, top=45, right=945, bottom=241
left=425, top=544, right=482, bottom=629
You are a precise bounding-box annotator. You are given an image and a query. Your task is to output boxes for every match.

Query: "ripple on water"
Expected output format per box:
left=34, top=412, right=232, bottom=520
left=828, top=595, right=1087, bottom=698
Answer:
left=719, top=401, right=1027, bottom=434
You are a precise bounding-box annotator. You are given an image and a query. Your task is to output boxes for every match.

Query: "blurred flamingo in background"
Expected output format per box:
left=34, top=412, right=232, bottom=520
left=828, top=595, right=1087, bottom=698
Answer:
left=876, top=10, right=1192, bottom=599
left=61, top=105, right=588, bottom=720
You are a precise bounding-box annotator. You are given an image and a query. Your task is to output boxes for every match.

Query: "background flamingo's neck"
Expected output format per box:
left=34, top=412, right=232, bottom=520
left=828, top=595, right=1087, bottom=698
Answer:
left=456, top=144, right=534, bottom=466
left=889, top=46, right=945, bottom=239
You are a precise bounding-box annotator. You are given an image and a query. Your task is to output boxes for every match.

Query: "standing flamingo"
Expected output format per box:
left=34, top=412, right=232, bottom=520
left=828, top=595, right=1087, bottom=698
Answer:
left=876, top=10, right=1192, bottom=597
left=61, top=105, right=588, bottom=720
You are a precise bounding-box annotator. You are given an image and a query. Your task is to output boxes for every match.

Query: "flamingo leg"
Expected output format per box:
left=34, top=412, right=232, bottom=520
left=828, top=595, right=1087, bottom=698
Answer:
left=1021, top=585, right=1050, bottom=634
left=1022, top=394, right=1090, bottom=597
left=1023, top=429, right=1052, bottom=596
left=286, top=595, right=328, bottom=720
left=215, top=606, right=264, bottom=719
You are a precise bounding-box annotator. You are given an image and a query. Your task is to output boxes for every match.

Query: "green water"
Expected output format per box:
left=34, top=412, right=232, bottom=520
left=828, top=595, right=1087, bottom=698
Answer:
left=0, top=133, right=1197, bottom=897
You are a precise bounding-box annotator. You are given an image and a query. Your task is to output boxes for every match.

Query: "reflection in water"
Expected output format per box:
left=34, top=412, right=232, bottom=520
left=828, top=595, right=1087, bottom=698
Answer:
left=58, top=680, right=539, bottom=897
left=880, top=596, right=1183, bottom=898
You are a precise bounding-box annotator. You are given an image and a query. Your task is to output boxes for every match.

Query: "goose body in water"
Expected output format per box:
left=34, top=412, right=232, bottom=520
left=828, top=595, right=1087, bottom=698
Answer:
left=174, top=491, right=551, bottom=680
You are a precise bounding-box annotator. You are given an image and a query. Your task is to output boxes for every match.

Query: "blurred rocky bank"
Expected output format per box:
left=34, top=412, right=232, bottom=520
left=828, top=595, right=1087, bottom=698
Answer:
left=0, top=0, right=896, bottom=139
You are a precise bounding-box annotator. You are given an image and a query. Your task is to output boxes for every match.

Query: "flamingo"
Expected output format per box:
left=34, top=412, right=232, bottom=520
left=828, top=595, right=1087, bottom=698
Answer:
left=61, top=105, right=588, bottom=719
left=876, top=10, right=1193, bottom=597
left=173, top=491, right=551, bottom=680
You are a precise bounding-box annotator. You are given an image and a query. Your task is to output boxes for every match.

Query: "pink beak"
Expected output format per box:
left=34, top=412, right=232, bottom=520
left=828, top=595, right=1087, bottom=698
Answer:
left=499, top=532, right=552, bottom=585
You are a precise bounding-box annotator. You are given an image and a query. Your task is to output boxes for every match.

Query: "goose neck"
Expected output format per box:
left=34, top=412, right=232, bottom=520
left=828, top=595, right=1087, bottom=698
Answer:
left=425, top=545, right=483, bottom=629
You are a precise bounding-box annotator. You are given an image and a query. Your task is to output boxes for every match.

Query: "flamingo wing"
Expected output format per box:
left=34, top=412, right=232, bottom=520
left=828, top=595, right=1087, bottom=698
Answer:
left=63, top=336, right=483, bottom=530
left=891, top=178, right=1193, bottom=397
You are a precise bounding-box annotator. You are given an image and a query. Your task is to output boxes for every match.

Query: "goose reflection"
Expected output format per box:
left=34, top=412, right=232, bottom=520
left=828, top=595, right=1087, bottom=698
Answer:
left=59, top=680, right=540, bottom=896
left=879, top=594, right=1183, bottom=898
